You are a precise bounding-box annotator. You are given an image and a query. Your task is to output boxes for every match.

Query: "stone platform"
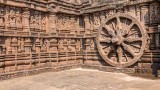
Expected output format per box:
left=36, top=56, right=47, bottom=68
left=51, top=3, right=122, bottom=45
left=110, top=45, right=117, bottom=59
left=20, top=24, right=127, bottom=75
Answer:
left=0, top=68, right=159, bottom=90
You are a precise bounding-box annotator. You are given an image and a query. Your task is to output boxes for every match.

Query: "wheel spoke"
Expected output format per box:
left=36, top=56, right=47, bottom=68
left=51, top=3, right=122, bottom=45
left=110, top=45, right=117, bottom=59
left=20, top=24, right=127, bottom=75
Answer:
left=105, top=46, right=112, bottom=56
left=124, top=37, right=142, bottom=43
left=112, top=22, right=116, bottom=30
left=124, top=22, right=135, bottom=36
left=101, top=33, right=110, bottom=37
left=116, top=16, right=122, bottom=30
left=124, top=51, right=129, bottom=62
left=103, top=25, right=116, bottom=37
left=128, top=22, right=135, bottom=30
left=127, top=32, right=137, bottom=37
left=129, top=44, right=141, bottom=49
left=116, top=46, right=123, bottom=64
left=122, top=43, right=135, bottom=57
left=99, top=38, right=112, bottom=43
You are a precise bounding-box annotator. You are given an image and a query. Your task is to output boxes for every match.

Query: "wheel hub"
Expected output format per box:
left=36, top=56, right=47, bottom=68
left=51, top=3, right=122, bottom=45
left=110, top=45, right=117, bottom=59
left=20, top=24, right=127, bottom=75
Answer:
left=111, top=30, right=124, bottom=45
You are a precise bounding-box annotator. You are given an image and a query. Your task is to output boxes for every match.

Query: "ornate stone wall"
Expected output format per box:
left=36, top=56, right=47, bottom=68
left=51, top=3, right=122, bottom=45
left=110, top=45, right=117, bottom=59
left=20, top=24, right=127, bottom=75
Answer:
left=0, top=0, right=159, bottom=77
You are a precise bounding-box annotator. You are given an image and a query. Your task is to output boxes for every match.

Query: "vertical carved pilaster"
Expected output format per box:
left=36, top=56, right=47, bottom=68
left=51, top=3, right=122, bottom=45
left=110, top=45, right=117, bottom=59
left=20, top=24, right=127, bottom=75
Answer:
left=140, top=3, right=150, bottom=24
left=22, top=8, right=30, bottom=32
left=48, top=12, right=56, bottom=33
left=136, top=5, right=140, bottom=20
left=5, top=6, right=10, bottom=29
left=83, top=14, right=91, bottom=34
left=70, top=16, right=76, bottom=34
left=93, top=13, right=100, bottom=31
left=83, top=14, right=90, bottom=30
left=100, top=12, right=105, bottom=23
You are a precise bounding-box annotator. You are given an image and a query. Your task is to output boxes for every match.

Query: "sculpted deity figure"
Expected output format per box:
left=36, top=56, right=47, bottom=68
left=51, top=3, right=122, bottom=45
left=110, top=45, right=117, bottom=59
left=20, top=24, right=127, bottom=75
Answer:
left=150, top=3, right=159, bottom=23
left=41, top=44, right=47, bottom=52
left=41, top=39, right=48, bottom=52
left=15, top=9, right=22, bottom=29
left=67, top=39, right=72, bottom=51
left=35, top=12, right=41, bottom=30
left=76, top=40, right=80, bottom=51
left=59, top=39, right=64, bottom=51
left=5, top=6, right=10, bottom=28
left=41, top=16, right=46, bottom=31
left=30, top=15, right=36, bottom=29
left=20, top=38, right=24, bottom=53
left=86, top=39, right=90, bottom=50
left=93, top=13, right=100, bottom=29
left=9, top=8, right=16, bottom=28
left=0, top=7, right=4, bottom=28
left=6, top=38, right=12, bottom=54
left=90, top=39, right=94, bottom=50
left=17, top=38, right=21, bottom=53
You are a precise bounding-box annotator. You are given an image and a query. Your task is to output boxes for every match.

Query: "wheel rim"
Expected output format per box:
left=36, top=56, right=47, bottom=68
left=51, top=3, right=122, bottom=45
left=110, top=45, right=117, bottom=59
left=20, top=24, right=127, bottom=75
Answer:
left=97, top=13, right=147, bottom=67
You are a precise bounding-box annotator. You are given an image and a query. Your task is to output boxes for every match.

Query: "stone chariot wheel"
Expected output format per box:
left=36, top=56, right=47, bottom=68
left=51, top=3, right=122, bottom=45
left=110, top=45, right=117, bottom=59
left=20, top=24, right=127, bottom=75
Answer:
left=97, top=13, right=147, bottom=67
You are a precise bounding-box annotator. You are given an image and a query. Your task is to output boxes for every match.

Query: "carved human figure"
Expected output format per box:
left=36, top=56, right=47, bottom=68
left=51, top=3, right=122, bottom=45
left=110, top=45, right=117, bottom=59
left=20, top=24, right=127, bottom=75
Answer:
left=150, top=3, right=159, bottom=23
left=9, top=8, right=16, bottom=28
left=15, top=9, right=22, bottom=29
left=35, top=12, right=41, bottom=30
left=0, top=7, right=4, bottom=28
left=17, top=38, right=21, bottom=53
left=11, top=37, right=18, bottom=54
left=5, top=38, right=11, bottom=54
left=44, top=39, right=50, bottom=52
left=129, top=6, right=136, bottom=16
left=64, top=39, right=68, bottom=50
left=20, top=38, right=24, bottom=53
left=24, top=38, right=31, bottom=53
left=30, top=15, right=36, bottom=29
left=41, top=44, right=47, bottom=52
left=41, top=39, right=48, bottom=52
left=50, top=39, right=57, bottom=51
left=67, top=39, right=72, bottom=51
left=35, top=38, right=41, bottom=53
left=93, top=13, right=100, bottom=29
left=41, top=16, right=46, bottom=31
left=90, top=39, right=95, bottom=50
left=76, top=40, right=80, bottom=51
left=5, top=7, right=10, bottom=28
left=86, top=39, right=91, bottom=50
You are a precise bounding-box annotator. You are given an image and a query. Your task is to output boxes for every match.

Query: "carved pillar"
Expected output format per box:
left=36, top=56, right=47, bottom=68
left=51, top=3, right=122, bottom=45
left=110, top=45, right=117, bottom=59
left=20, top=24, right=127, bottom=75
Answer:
left=50, top=38, right=57, bottom=52
left=76, top=17, right=80, bottom=35
left=93, top=13, right=100, bottom=31
left=140, top=3, right=150, bottom=24
left=136, top=5, right=140, bottom=20
left=0, top=6, right=5, bottom=29
left=83, top=14, right=90, bottom=34
left=70, top=16, right=76, bottom=34
left=24, top=38, right=32, bottom=53
left=5, top=6, right=10, bottom=29
left=22, top=8, right=30, bottom=32
left=84, top=14, right=90, bottom=30
left=35, top=38, right=41, bottom=53
left=5, top=37, right=9, bottom=54
left=11, top=37, right=18, bottom=54
left=48, top=12, right=56, bottom=33
left=100, top=12, right=106, bottom=23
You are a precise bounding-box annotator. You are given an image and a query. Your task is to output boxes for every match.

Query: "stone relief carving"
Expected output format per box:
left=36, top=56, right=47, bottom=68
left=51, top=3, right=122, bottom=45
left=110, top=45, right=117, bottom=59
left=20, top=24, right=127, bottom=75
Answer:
left=93, top=13, right=100, bottom=30
left=30, top=13, right=36, bottom=30
left=0, top=6, right=5, bottom=28
left=0, top=0, right=159, bottom=75
left=150, top=3, right=160, bottom=24
left=41, top=14, right=46, bottom=31
left=9, top=7, right=16, bottom=28
left=15, top=8, right=22, bottom=29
